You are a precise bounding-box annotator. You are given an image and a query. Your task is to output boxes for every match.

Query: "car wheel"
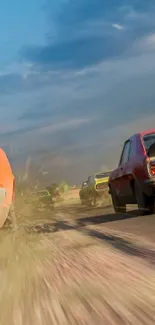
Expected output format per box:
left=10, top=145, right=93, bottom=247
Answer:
left=134, top=182, right=149, bottom=215
left=111, top=187, right=126, bottom=213
left=146, top=196, right=155, bottom=214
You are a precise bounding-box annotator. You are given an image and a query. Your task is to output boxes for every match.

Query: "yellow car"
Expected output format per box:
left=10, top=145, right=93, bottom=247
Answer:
left=94, top=171, right=112, bottom=194
left=79, top=171, right=112, bottom=206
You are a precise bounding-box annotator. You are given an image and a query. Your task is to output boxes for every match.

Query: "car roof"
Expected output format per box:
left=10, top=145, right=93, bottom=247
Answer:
left=128, top=129, right=155, bottom=140
left=31, top=190, right=49, bottom=195
left=140, top=129, right=155, bottom=137
left=135, top=129, right=155, bottom=137
left=95, top=170, right=112, bottom=176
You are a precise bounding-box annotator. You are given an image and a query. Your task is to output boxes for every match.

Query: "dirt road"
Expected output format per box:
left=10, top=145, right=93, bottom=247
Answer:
left=27, top=202, right=155, bottom=243
left=1, top=201, right=155, bottom=325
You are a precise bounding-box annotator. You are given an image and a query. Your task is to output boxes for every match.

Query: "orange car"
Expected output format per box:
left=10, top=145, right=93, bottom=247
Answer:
left=0, top=148, right=15, bottom=228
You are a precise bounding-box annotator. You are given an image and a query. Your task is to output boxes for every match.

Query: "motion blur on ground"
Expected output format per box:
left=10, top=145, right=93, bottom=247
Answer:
left=0, top=180, right=155, bottom=325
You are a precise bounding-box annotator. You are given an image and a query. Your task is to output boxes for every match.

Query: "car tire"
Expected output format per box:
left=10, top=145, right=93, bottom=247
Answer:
left=81, top=200, right=85, bottom=205
left=134, top=181, right=150, bottom=215
left=146, top=196, right=155, bottom=214
left=111, top=187, right=126, bottom=213
left=88, top=199, right=94, bottom=207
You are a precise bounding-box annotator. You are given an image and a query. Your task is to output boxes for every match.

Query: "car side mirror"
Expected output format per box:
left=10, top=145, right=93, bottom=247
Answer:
left=147, top=142, right=155, bottom=157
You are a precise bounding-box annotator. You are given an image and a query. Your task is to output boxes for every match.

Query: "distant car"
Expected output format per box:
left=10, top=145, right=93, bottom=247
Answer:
left=95, top=171, right=112, bottom=193
left=46, top=185, right=60, bottom=201
left=27, top=190, right=54, bottom=210
left=29, top=190, right=51, bottom=199
left=79, top=171, right=111, bottom=206
left=79, top=181, right=88, bottom=204
left=108, top=129, right=155, bottom=214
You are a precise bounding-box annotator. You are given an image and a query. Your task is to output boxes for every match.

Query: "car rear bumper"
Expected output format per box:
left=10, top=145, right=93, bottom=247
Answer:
left=95, top=183, right=108, bottom=191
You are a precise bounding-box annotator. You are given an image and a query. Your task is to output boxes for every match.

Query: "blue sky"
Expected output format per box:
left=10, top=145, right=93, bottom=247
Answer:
left=1, top=0, right=155, bottom=182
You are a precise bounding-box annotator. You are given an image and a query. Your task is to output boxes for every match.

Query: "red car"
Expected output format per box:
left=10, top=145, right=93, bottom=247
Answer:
left=108, top=129, right=155, bottom=214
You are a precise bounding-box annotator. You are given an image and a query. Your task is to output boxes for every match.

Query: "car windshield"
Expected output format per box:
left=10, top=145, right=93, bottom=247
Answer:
left=143, top=133, right=155, bottom=152
left=95, top=171, right=111, bottom=179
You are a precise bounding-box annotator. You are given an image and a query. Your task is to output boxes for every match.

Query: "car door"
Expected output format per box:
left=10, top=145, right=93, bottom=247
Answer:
left=87, top=176, right=92, bottom=197
left=87, top=176, right=95, bottom=197
left=116, top=140, right=131, bottom=197
left=121, top=140, right=135, bottom=198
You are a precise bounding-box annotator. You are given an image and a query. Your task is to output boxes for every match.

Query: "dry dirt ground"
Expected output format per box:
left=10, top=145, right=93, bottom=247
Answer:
left=1, top=195, right=155, bottom=324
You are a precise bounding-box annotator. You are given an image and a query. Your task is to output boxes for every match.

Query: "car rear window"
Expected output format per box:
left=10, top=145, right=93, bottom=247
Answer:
left=143, top=133, right=155, bottom=152
left=32, top=191, right=49, bottom=198
left=95, top=171, right=111, bottom=179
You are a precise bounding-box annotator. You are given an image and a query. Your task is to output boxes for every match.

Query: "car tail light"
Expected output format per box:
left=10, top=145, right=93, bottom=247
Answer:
left=146, top=155, right=155, bottom=177
left=96, top=183, right=107, bottom=190
left=150, top=161, right=155, bottom=176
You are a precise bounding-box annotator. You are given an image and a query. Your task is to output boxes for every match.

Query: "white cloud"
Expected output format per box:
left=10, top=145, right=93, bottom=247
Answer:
left=38, top=118, right=91, bottom=135
left=112, top=23, right=124, bottom=30
left=142, top=33, right=155, bottom=50
left=132, top=33, right=155, bottom=55
left=0, top=62, right=32, bottom=77
left=2, top=32, right=155, bottom=177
